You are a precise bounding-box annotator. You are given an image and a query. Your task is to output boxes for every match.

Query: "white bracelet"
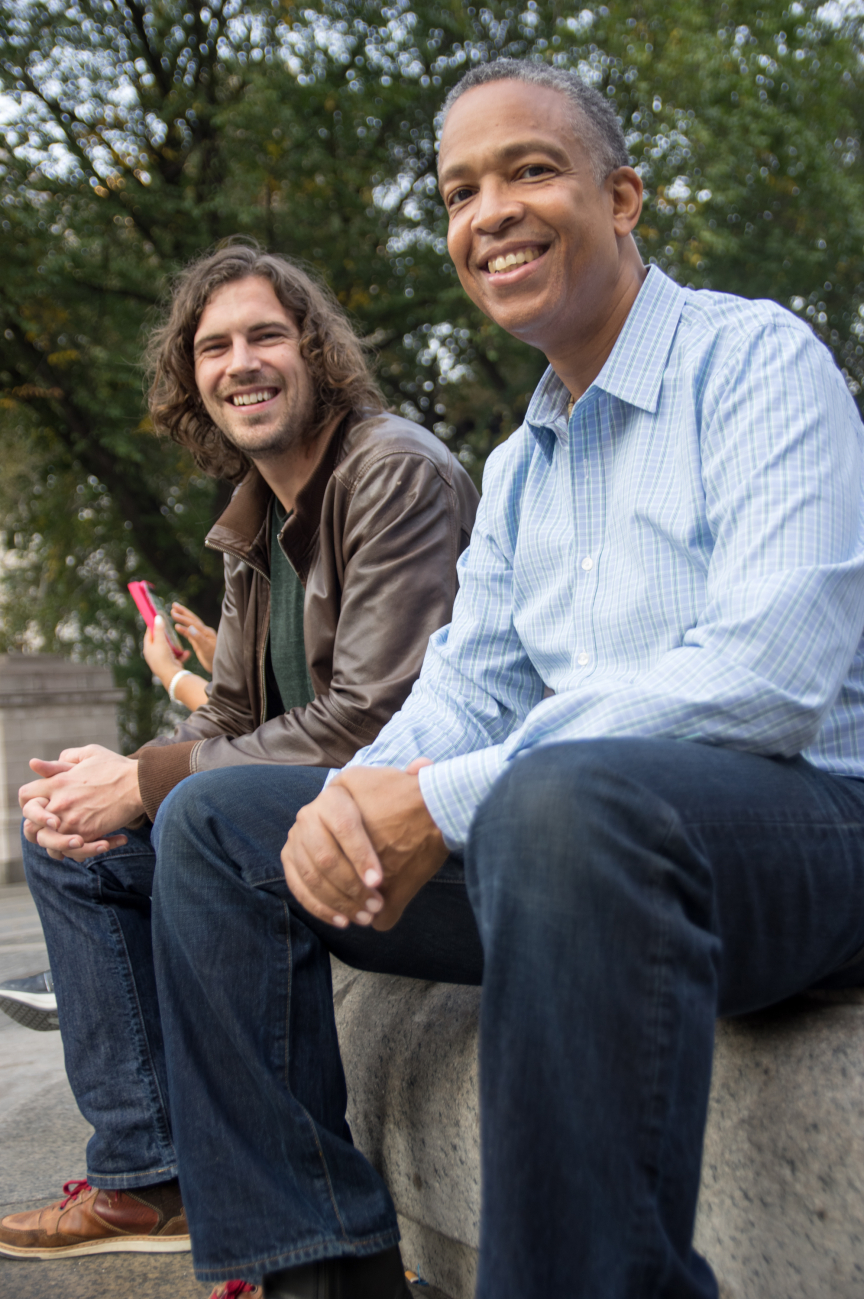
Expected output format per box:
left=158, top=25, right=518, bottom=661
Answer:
left=168, top=669, right=193, bottom=703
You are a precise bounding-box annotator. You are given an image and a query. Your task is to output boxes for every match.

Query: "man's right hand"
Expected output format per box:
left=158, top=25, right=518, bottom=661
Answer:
left=282, top=760, right=448, bottom=931
left=22, top=759, right=129, bottom=859
left=22, top=802, right=128, bottom=861
left=19, top=747, right=139, bottom=862
left=142, top=615, right=190, bottom=688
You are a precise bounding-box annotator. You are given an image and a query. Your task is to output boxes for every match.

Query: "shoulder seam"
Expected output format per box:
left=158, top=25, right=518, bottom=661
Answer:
left=335, top=446, right=454, bottom=499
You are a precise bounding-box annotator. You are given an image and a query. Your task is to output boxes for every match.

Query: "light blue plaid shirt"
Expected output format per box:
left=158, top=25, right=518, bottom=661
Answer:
left=345, top=267, right=864, bottom=849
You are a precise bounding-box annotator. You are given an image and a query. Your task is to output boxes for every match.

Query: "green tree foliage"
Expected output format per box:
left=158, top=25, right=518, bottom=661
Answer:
left=1, top=0, right=862, bottom=746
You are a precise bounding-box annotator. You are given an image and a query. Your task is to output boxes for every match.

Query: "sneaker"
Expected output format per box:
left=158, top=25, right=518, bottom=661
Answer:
left=0, top=970, right=59, bottom=1031
left=0, top=1179, right=190, bottom=1258
left=210, top=1284, right=264, bottom=1298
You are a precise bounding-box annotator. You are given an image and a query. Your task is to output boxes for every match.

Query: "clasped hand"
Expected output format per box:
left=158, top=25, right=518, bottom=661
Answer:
left=19, top=744, right=143, bottom=862
left=281, top=760, right=449, bottom=931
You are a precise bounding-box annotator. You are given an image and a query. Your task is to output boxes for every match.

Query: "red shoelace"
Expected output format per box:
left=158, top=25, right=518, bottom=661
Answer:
left=59, top=1180, right=91, bottom=1208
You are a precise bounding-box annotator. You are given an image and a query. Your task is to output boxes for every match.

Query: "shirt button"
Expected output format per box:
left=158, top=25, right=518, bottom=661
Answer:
left=577, top=652, right=590, bottom=667
left=581, top=556, right=594, bottom=571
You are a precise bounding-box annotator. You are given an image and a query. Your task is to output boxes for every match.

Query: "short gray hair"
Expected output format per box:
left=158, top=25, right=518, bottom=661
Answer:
left=441, top=60, right=630, bottom=185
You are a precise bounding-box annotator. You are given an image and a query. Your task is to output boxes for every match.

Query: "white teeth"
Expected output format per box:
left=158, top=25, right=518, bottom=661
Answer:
left=231, top=390, right=274, bottom=407
left=488, top=247, right=542, bottom=275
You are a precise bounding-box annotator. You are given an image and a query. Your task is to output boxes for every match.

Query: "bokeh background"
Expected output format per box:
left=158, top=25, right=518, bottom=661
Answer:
left=1, top=0, right=862, bottom=747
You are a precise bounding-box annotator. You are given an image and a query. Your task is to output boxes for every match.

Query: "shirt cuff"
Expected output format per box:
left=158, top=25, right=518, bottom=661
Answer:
left=418, top=745, right=506, bottom=851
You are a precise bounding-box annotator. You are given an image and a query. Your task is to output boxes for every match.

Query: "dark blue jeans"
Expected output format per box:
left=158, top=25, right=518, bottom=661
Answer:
left=20, top=771, right=479, bottom=1189
left=22, top=822, right=178, bottom=1187
left=150, top=740, right=864, bottom=1298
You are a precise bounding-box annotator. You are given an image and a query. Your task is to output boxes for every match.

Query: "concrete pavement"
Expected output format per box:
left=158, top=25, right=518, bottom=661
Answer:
left=0, top=882, right=207, bottom=1297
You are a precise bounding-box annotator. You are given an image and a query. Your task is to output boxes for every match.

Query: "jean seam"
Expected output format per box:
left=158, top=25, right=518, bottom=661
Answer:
left=98, top=880, right=175, bottom=1168
left=196, top=1228, right=402, bottom=1283
left=628, top=808, right=683, bottom=1292
left=281, top=899, right=349, bottom=1241
left=88, top=1164, right=179, bottom=1188
left=81, top=850, right=155, bottom=865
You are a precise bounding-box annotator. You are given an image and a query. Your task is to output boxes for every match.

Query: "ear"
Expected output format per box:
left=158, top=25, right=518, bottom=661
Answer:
left=607, top=166, right=643, bottom=238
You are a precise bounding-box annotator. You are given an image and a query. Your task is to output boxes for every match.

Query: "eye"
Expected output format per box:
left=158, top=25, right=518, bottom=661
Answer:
left=258, top=329, right=293, bottom=343
left=446, top=185, right=475, bottom=210
left=520, top=163, right=555, bottom=180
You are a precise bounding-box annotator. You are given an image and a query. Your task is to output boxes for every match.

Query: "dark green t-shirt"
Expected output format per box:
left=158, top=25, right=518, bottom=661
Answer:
left=265, top=499, right=315, bottom=721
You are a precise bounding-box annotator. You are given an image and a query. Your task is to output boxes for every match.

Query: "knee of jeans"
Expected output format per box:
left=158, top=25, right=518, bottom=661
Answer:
left=151, top=769, right=234, bottom=858
left=151, top=774, right=227, bottom=910
left=467, top=741, right=712, bottom=925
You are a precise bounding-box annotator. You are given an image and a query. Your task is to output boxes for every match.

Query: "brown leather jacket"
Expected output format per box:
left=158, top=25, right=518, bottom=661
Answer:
left=135, top=411, right=479, bottom=820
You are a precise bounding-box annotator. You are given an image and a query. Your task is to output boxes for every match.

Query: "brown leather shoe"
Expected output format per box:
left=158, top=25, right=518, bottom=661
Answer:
left=0, top=1179, right=190, bottom=1259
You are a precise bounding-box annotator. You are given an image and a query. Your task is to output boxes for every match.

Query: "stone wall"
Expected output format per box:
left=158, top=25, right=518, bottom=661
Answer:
left=333, top=960, right=864, bottom=1299
left=0, top=654, right=124, bottom=884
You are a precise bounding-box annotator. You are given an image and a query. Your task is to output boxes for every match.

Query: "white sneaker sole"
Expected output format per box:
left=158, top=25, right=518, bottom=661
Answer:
left=0, top=989, right=56, bottom=1009
left=0, top=995, right=59, bottom=1032
left=0, top=1233, right=191, bottom=1259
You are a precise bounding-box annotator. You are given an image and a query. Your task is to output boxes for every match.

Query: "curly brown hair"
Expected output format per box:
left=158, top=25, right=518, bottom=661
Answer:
left=145, top=241, right=385, bottom=482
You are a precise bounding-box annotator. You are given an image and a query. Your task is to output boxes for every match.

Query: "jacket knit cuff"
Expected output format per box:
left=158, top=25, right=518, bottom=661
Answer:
left=135, top=741, right=198, bottom=822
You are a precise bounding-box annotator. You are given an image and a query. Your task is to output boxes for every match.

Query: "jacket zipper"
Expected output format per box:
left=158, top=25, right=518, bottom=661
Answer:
left=205, top=538, right=270, bottom=727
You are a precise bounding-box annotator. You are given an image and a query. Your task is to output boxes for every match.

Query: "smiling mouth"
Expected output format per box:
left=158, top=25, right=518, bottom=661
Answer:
left=229, top=388, right=278, bottom=407
left=486, top=246, right=546, bottom=275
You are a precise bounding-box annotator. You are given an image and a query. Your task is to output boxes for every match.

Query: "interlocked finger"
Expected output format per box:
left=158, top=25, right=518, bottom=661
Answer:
left=283, top=829, right=381, bottom=928
left=283, top=786, right=384, bottom=928
left=21, top=796, right=61, bottom=833
left=27, top=821, right=127, bottom=862
left=313, top=782, right=384, bottom=889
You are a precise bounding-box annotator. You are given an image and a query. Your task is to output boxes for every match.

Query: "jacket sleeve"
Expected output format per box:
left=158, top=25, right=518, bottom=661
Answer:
left=135, top=553, right=259, bottom=818
left=136, top=450, right=478, bottom=820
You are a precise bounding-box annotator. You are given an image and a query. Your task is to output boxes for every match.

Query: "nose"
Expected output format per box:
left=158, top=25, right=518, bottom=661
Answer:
left=226, top=336, right=262, bottom=375
left=473, top=177, right=524, bottom=235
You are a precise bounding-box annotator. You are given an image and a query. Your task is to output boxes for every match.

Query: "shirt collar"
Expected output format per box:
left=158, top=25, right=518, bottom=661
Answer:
left=592, top=266, right=686, bottom=414
left=525, top=266, right=688, bottom=455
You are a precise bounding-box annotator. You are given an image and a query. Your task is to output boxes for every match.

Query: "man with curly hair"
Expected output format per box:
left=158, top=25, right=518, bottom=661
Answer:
left=4, top=243, right=477, bottom=1262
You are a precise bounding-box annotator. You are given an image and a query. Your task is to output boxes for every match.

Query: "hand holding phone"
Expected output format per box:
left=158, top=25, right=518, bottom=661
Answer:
left=127, top=581, right=185, bottom=660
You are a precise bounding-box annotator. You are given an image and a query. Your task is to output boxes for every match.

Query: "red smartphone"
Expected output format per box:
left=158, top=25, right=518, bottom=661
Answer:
left=127, top=581, right=185, bottom=660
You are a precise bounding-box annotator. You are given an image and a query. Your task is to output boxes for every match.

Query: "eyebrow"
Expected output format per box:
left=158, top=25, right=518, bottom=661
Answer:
left=193, top=320, right=295, bottom=355
left=438, top=137, right=573, bottom=187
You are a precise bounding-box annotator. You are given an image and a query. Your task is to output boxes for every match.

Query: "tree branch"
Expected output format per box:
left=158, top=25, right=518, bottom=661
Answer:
left=124, top=0, right=172, bottom=99
left=2, top=320, right=199, bottom=593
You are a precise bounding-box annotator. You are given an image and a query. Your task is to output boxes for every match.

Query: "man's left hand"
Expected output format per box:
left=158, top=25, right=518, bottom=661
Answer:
left=282, top=762, right=448, bottom=931
left=19, top=745, right=143, bottom=858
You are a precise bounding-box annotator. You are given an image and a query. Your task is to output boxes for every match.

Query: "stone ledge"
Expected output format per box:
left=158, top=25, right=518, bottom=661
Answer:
left=0, top=693, right=126, bottom=709
left=0, top=654, right=125, bottom=702
left=0, top=653, right=123, bottom=883
left=333, top=961, right=864, bottom=1299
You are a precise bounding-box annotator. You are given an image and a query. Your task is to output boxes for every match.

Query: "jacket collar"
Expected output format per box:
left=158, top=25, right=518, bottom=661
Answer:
left=204, top=411, right=350, bottom=579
